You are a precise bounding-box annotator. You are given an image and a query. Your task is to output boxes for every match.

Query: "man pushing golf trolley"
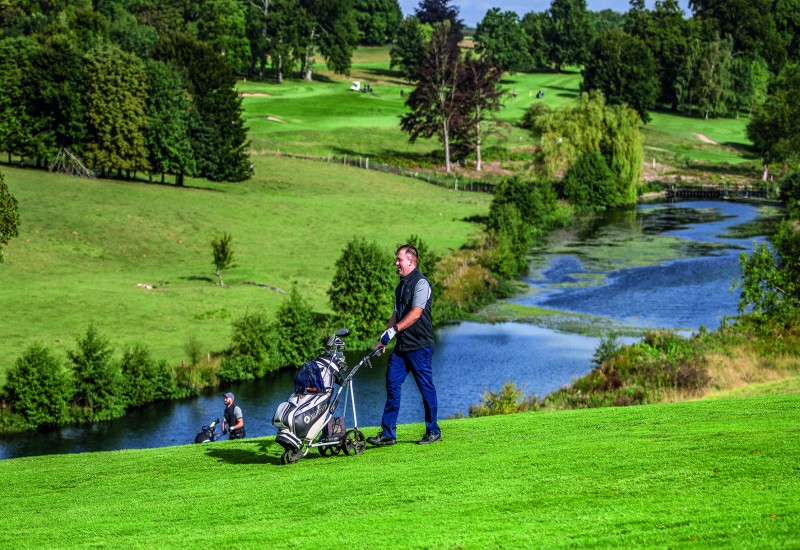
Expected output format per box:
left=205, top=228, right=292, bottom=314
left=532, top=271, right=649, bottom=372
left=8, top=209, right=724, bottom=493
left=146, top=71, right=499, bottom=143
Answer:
left=272, top=328, right=381, bottom=465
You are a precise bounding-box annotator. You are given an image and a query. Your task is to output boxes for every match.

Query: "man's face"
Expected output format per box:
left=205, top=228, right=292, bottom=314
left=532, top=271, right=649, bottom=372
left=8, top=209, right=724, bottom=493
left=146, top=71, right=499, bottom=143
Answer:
left=224, top=396, right=232, bottom=407
left=396, top=250, right=414, bottom=277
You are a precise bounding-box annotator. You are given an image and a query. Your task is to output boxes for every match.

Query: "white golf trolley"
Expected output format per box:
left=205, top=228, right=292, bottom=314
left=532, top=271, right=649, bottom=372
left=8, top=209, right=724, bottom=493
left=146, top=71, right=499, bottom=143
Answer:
left=272, top=328, right=381, bottom=465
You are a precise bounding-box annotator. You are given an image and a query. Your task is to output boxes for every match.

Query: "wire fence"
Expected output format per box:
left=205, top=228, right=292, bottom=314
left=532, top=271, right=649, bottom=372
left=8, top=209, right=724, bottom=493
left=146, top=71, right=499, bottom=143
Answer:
left=259, top=150, right=496, bottom=194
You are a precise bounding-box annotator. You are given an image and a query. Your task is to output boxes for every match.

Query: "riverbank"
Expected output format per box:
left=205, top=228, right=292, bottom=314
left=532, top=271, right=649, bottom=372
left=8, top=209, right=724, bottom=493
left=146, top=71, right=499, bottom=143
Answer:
left=2, top=393, right=797, bottom=547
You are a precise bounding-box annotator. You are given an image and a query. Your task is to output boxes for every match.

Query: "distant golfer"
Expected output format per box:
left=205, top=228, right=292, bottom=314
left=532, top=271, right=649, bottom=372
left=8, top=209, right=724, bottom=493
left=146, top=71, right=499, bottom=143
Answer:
left=222, top=392, right=246, bottom=439
left=368, top=244, right=441, bottom=446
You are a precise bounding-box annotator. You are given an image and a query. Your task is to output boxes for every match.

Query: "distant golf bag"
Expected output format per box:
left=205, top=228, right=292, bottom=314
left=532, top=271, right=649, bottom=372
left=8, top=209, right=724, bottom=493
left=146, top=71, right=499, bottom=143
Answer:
left=194, top=418, right=220, bottom=443
left=272, top=328, right=381, bottom=465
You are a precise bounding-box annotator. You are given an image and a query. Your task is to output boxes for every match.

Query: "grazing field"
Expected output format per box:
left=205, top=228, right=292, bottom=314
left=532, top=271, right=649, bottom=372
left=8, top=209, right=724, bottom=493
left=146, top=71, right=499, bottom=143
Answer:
left=1, top=394, right=797, bottom=548
left=0, top=160, right=489, bottom=379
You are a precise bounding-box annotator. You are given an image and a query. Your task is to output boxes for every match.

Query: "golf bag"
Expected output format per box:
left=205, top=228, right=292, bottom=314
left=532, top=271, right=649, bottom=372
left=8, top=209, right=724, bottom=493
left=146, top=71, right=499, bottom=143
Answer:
left=194, top=418, right=220, bottom=443
left=272, top=347, right=344, bottom=453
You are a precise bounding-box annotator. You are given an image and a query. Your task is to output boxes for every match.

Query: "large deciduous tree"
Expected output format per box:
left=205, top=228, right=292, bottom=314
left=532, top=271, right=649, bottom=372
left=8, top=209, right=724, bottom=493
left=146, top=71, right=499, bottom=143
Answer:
left=581, top=29, right=658, bottom=123
left=689, top=0, right=800, bottom=74
left=400, top=21, right=463, bottom=173
left=520, top=11, right=548, bottom=70
left=83, top=44, right=149, bottom=176
left=390, top=16, right=431, bottom=82
left=625, top=0, right=694, bottom=111
left=474, top=8, right=530, bottom=73
left=296, top=0, right=359, bottom=81
left=353, top=0, right=402, bottom=45
left=747, top=63, right=800, bottom=168
left=197, top=0, right=250, bottom=74
left=695, top=34, right=734, bottom=119
left=453, top=54, right=504, bottom=172
left=543, top=0, right=591, bottom=72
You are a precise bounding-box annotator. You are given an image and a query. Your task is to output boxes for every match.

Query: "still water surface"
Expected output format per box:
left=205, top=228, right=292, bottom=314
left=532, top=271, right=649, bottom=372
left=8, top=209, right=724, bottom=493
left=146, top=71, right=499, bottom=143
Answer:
left=0, top=200, right=778, bottom=459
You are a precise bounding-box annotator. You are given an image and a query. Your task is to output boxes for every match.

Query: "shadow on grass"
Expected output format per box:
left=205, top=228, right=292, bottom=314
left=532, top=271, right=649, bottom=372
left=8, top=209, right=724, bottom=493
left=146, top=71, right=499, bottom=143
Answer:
left=180, top=275, right=215, bottom=283
left=204, top=439, right=284, bottom=465
left=329, top=146, right=440, bottom=166
left=359, top=68, right=406, bottom=85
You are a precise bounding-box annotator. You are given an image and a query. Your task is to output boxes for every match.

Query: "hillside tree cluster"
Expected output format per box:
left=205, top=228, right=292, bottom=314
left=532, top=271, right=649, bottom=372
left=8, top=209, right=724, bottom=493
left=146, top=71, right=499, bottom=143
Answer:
left=467, top=0, right=798, bottom=127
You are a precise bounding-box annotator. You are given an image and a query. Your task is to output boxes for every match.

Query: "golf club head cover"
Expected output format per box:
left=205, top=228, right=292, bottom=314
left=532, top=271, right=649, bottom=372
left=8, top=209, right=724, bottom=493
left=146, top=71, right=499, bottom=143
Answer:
left=380, top=326, right=398, bottom=345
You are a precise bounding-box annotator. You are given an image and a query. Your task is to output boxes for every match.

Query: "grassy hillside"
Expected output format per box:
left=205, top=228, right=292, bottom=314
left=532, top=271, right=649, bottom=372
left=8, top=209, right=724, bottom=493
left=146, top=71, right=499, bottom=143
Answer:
left=0, top=160, right=489, bottom=376
left=1, top=394, right=797, bottom=548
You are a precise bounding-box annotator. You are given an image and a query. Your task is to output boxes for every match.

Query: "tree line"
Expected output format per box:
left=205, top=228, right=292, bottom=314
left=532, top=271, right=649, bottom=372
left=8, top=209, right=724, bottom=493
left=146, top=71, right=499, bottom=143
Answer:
left=462, top=0, right=798, bottom=124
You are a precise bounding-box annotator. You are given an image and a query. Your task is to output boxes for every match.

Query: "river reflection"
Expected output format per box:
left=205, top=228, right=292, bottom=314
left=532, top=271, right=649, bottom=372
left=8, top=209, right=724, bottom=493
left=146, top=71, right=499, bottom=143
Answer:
left=0, top=200, right=780, bottom=459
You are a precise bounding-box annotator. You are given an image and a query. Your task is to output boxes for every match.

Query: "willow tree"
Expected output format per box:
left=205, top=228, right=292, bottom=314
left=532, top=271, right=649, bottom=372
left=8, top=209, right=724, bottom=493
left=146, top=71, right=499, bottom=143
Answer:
left=533, top=91, right=643, bottom=205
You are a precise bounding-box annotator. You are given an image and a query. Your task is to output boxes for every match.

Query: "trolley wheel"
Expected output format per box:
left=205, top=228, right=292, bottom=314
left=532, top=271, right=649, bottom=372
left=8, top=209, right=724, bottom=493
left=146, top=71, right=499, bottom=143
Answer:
left=280, top=448, right=300, bottom=465
left=330, top=445, right=341, bottom=455
left=342, top=429, right=366, bottom=456
left=319, top=445, right=329, bottom=456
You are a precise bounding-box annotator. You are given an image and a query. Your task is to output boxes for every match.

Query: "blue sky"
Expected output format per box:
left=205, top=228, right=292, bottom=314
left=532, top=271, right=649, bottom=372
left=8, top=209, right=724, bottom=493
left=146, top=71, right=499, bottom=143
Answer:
left=397, top=1, right=692, bottom=27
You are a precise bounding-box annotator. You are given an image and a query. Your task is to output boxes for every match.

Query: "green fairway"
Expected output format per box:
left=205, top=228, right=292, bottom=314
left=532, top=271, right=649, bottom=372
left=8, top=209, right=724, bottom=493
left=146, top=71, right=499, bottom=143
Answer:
left=1, top=394, right=797, bottom=548
left=238, top=50, right=755, bottom=170
left=0, top=161, right=489, bottom=376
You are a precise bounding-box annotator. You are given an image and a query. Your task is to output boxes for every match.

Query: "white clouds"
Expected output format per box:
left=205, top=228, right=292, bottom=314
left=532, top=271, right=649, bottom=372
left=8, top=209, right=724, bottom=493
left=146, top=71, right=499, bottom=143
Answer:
left=396, top=0, right=691, bottom=27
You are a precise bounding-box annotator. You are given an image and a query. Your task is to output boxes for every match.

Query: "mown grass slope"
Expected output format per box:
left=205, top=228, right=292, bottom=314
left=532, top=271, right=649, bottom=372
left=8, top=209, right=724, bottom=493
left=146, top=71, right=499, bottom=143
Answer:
left=1, top=394, right=797, bottom=548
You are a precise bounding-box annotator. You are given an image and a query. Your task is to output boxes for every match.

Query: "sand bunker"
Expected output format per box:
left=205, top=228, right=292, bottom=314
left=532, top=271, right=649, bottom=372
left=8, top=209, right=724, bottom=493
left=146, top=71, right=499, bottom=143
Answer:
left=693, top=132, right=719, bottom=145
left=240, top=92, right=270, bottom=97
left=266, top=116, right=286, bottom=123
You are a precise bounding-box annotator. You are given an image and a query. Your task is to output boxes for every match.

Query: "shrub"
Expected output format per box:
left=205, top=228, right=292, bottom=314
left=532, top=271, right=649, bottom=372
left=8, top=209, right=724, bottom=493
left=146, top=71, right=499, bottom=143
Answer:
left=274, top=285, right=319, bottom=367
left=520, top=101, right=549, bottom=133
left=120, top=342, right=176, bottom=407
left=327, top=237, right=395, bottom=346
left=67, top=324, right=125, bottom=422
left=2, top=342, right=70, bottom=428
left=220, top=308, right=279, bottom=380
left=183, top=335, right=204, bottom=367
left=734, top=220, right=800, bottom=323
left=592, top=331, right=623, bottom=367
left=468, top=381, right=529, bottom=417
left=561, top=150, right=618, bottom=211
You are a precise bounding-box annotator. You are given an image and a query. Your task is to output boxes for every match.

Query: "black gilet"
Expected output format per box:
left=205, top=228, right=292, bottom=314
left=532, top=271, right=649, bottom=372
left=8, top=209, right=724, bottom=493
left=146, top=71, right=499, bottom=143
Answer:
left=394, top=267, right=434, bottom=352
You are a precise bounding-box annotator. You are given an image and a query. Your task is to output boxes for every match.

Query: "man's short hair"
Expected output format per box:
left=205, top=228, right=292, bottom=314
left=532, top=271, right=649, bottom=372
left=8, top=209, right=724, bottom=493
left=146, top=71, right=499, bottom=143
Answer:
left=397, top=244, right=418, bottom=264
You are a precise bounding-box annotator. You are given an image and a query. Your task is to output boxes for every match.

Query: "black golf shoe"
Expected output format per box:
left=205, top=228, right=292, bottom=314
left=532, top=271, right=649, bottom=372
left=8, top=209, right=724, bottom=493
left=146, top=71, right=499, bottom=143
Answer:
left=366, top=433, right=396, bottom=446
left=417, top=432, right=442, bottom=445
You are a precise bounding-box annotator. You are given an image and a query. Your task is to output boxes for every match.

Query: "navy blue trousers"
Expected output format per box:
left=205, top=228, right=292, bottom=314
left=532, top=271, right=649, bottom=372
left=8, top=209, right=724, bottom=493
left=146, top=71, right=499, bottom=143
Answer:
left=380, top=347, right=440, bottom=440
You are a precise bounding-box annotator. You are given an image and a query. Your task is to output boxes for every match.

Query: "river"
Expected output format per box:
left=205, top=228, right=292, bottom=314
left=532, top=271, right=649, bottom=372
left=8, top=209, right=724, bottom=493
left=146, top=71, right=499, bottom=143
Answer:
left=0, top=200, right=781, bottom=459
